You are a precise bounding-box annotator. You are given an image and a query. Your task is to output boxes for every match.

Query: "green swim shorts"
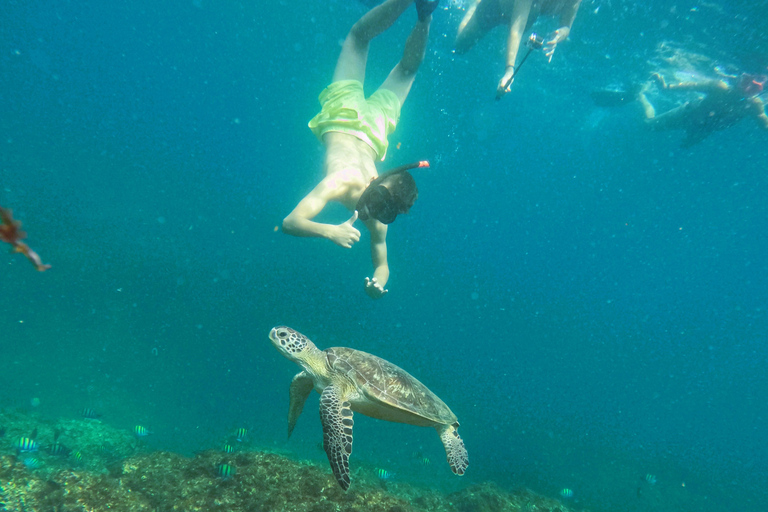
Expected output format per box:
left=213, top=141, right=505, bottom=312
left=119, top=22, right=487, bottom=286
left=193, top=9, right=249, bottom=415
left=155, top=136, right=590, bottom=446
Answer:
left=308, top=80, right=401, bottom=161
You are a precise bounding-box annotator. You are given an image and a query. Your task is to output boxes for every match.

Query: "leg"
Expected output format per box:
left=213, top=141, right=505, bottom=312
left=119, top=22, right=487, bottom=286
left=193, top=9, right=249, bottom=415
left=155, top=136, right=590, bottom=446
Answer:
left=333, top=0, right=415, bottom=84
left=637, top=91, right=656, bottom=119
left=379, top=16, right=431, bottom=105
left=645, top=103, right=693, bottom=131
left=438, top=423, right=469, bottom=476
left=320, top=385, right=354, bottom=490
left=287, top=371, right=314, bottom=438
left=454, top=0, right=502, bottom=54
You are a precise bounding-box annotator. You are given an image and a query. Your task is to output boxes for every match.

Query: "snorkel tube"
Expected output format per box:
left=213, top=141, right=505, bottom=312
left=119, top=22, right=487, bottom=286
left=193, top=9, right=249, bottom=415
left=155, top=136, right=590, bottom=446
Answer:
left=381, top=160, right=430, bottom=175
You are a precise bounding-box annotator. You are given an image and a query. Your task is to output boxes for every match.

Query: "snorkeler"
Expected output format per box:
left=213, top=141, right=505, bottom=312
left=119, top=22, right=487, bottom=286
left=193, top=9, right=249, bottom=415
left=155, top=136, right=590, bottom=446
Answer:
left=636, top=71, right=768, bottom=147
left=282, top=0, right=439, bottom=299
left=454, top=0, right=582, bottom=99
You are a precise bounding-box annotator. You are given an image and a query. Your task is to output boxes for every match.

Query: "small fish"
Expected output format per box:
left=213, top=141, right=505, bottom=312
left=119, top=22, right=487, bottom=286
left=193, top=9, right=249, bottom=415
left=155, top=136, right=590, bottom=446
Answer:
left=48, top=442, right=70, bottom=456
left=376, top=468, right=395, bottom=480
left=16, top=437, right=38, bottom=452
left=217, top=463, right=235, bottom=479
left=235, top=428, right=247, bottom=442
left=71, top=451, right=83, bottom=462
left=82, top=408, right=101, bottom=420
left=419, top=456, right=431, bottom=465
left=645, top=473, right=657, bottom=485
left=133, top=425, right=152, bottom=437
left=23, top=457, right=41, bottom=469
left=223, top=444, right=235, bottom=454
left=560, top=488, right=574, bottom=499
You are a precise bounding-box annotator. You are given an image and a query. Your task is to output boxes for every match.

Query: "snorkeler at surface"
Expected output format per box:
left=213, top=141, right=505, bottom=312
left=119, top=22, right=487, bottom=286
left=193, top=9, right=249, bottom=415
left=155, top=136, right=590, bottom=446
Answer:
left=454, top=0, right=582, bottom=99
left=636, top=71, right=768, bottom=147
left=282, top=0, right=438, bottom=299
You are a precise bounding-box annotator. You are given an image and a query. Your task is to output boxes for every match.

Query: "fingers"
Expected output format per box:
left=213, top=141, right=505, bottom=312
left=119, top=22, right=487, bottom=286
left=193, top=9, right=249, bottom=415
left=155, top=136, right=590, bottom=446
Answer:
left=364, top=277, right=388, bottom=299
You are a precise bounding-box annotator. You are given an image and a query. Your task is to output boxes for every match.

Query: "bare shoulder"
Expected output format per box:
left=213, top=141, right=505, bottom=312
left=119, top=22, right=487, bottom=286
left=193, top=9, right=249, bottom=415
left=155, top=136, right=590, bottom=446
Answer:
left=363, top=218, right=388, bottom=241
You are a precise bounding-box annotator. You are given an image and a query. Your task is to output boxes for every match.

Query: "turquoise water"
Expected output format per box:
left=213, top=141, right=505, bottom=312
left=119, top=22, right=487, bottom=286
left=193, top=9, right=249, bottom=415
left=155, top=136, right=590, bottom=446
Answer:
left=2, top=1, right=767, bottom=511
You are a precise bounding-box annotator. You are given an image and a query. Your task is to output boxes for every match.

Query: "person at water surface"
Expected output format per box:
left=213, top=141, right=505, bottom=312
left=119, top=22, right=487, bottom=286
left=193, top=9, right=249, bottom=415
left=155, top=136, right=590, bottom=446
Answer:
left=638, top=71, right=768, bottom=148
left=282, top=0, right=438, bottom=299
left=454, top=0, right=582, bottom=98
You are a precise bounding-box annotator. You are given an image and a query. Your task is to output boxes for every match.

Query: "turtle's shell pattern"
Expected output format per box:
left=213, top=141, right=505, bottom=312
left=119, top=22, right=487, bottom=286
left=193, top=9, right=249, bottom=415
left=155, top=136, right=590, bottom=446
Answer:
left=325, top=347, right=457, bottom=426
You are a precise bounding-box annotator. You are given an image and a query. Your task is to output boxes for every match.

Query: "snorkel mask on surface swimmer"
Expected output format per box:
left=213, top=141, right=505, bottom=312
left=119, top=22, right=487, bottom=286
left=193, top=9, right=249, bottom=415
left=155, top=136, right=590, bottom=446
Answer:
left=356, top=161, right=428, bottom=224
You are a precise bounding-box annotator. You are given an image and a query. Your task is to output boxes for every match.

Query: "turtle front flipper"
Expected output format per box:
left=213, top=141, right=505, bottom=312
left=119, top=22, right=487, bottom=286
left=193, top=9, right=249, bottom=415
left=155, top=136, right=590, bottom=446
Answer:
left=319, top=385, right=354, bottom=490
left=438, top=423, right=468, bottom=476
left=288, top=371, right=314, bottom=438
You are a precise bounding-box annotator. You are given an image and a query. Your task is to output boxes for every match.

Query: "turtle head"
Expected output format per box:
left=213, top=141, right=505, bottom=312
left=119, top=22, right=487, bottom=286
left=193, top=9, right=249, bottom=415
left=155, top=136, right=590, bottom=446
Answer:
left=269, top=326, right=317, bottom=363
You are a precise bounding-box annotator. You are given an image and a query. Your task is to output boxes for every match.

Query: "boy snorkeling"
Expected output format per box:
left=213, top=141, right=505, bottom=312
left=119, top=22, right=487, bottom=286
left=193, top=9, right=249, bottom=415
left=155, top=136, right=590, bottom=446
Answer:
left=282, top=0, right=438, bottom=299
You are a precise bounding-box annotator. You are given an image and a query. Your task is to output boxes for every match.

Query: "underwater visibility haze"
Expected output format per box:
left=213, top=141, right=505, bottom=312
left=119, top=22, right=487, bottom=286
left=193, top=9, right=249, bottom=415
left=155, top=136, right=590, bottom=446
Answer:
left=1, top=0, right=768, bottom=511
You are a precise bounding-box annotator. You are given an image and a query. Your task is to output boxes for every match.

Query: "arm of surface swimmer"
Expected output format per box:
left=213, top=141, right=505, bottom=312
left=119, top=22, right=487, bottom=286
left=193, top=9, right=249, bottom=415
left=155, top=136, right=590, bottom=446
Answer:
left=497, top=0, right=533, bottom=91
left=558, top=0, right=582, bottom=31
left=503, top=0, right=533, bottom=70
left=666, top=79, right=729, bottom=94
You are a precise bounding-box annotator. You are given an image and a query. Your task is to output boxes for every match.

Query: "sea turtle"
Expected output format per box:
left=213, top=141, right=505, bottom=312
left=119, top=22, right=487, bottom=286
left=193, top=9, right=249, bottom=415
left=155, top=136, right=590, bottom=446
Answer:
left=269, top=326, right=469, bottom=490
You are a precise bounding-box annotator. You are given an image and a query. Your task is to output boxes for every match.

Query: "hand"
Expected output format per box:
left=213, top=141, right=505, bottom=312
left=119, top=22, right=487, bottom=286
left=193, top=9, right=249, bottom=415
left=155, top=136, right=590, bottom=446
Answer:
left=364, top=277, right=388, bottom=299
left=543, top=27, right=569, bottom=62
left=651, top=72, right=667, bottom=89
left=327, top=211, right=360, bottom=248
left=496, top=66, right=515, bottom=99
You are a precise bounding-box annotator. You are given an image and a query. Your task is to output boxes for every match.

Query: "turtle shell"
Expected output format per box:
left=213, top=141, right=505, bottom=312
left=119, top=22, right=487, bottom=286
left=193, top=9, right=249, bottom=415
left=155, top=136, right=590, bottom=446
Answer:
left=325, top=347, right=457, bottom=426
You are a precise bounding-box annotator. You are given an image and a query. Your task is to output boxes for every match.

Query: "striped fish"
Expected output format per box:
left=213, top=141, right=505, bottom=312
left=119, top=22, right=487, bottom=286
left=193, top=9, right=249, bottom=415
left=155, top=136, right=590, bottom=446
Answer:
left=16, top=437, right=38, bottom=452
left=217, top=463, right=235, bottom=479
left=133, top=425, right=152, bottom=437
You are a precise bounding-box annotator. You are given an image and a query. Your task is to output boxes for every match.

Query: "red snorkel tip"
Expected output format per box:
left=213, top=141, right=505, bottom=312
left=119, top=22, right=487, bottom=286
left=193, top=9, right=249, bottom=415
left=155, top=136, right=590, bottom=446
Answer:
left=417, top=160, right=430, bottom=168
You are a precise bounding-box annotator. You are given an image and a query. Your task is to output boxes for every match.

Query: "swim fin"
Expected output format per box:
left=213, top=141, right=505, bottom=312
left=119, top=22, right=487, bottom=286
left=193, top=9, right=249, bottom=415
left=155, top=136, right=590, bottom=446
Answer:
left=590, top=85, right=640, bottom=107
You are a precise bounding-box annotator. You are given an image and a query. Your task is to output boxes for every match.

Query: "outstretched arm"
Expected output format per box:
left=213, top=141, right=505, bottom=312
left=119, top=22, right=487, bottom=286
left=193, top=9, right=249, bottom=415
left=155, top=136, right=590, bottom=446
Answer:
left=652, top=73, right=728, bottom=94
left=498, top=0, right=533, bottom=97
left=364, top=221, right=389, bottom=299
left=282, top=179, right=361, bottom=248
left=544, top=0, right=582, bottom=61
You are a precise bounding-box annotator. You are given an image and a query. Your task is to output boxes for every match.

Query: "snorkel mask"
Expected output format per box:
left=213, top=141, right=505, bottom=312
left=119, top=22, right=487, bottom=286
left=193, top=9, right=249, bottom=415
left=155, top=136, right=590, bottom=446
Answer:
left=356, top=161, right=429, bottom=224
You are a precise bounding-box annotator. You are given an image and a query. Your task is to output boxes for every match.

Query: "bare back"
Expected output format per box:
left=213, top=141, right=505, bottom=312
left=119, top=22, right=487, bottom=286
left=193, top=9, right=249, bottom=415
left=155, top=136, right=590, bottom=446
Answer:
left=322, top=132, right=380, bottom=210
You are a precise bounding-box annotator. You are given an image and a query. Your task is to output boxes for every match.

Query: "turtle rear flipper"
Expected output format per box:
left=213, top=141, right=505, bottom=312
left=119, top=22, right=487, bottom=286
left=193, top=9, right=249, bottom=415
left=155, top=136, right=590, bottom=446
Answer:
left=320, top=385, right=354, bottom=490
left=288, top=371, right=314, bottom=438
left=438, top=423, right=468, bottom=476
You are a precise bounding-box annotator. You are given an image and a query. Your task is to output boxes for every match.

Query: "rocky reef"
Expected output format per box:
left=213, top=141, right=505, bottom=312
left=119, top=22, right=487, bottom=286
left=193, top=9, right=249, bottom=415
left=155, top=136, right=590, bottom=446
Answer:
left=0, top=410, right=580, bottom=512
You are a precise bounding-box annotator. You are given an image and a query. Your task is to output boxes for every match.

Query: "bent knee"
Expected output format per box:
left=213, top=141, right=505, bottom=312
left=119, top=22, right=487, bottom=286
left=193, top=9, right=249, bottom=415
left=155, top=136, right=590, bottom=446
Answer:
left=281, top=216, right=296, bottom=234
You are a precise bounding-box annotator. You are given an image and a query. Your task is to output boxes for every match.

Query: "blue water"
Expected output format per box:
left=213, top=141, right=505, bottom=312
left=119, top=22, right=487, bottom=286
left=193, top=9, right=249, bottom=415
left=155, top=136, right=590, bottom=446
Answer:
left=2, top=1, right=767, bottom=511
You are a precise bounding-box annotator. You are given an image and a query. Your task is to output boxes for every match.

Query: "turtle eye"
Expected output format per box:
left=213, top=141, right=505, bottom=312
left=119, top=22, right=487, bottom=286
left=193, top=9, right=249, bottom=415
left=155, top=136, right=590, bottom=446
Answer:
left=278, top=331, right=287, bottom=338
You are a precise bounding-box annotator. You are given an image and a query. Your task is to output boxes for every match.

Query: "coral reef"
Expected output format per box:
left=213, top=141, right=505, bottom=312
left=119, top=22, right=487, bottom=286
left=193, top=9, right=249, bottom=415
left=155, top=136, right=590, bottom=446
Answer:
left=0, top=409, right=583, bottom=512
